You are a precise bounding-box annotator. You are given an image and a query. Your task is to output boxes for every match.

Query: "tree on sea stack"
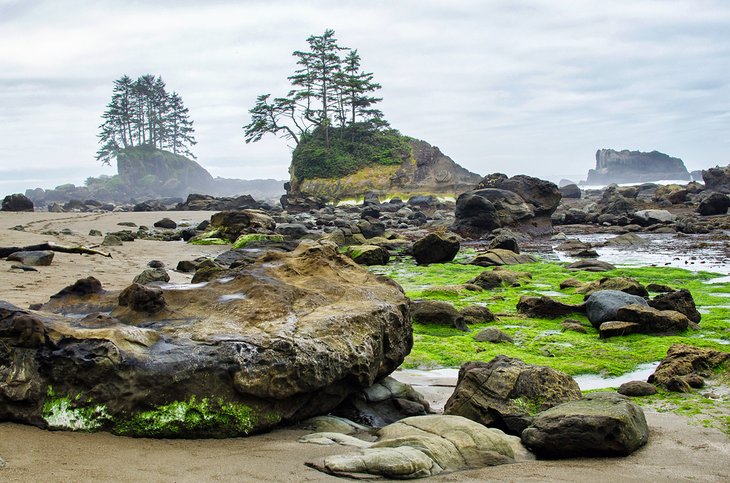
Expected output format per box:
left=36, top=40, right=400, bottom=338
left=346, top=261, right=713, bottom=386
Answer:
left=243, top=29, right=388, bottom=149
left=96, top=74, right=197, bottom=165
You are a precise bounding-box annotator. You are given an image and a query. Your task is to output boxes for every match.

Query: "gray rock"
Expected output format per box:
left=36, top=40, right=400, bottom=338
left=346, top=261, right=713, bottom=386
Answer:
left=276, top=223, right=310, bottom=239
left=101, top=234, right=123, bottom=246
left=132, top=268, right=170, bottom=285
left=346, top=245, right=390, bottom=266
left=517, top=295, right=584, bottom=319
left=559, top=184, right=581, bottom=199
left=474, top=327, right=513, bottom=343
left=521, top=392, right=649, bottom=457
left=411, top=300, right=468, bottom=331
left=603, top=233, right=649, bottom=248
left=633, top=209, right=675, bottom=226
left=153, top=217, right=177, bottom=229
left=616, top=304, right=690, bottom=334
left=585, top=290, right=648, bottom=328
left=566, top=259, right=616, bottom=272
left=6, top=250, right=54, bottom=266
left=459, top=305, right=496, bottom=324
left=467, top=269, right=526, bottom=289
left=617, top=381, right=657, bottom=397
left=412, top=232, right=460, bottom=265
left=649, top=289, right=701, bottom=323
left=471, top=249, right=536, bottom=267
left=698, top=192, right=730, bottom=216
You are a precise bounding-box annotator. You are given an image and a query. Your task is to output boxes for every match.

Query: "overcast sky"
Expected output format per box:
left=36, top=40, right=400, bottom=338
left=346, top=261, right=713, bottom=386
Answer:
left=1, top=0, right=729, bottom=196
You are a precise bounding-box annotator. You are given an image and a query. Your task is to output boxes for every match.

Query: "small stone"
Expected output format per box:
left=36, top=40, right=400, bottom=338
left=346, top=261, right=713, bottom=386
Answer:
left=474, top=327, right=513, bottom=343
left=154, top=217, right=177, bottom=229
left=617, top=381, right=657, bottom=397
left=599, top=321, right=640, bottom=338
left=102, top=234, right=123, bottom=246
left=147, top=260, right=165, bottom=268
left=88, top=229, right=103, bottom=236
left=133, top=268, right=170, bottom=285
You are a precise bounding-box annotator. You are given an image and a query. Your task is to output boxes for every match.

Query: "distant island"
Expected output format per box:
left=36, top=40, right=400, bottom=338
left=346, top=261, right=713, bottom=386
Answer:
left=583, top=149, right=690, bottom=185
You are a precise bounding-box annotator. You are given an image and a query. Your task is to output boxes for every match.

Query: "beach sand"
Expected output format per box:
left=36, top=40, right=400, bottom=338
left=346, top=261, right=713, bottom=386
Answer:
left=0, top=210, right=728, bottom=482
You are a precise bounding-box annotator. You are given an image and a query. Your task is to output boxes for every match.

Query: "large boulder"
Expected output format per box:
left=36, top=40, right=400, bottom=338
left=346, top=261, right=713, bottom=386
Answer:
left=412, top=232, right=460, bottom=265
left=632, top=209, right=676, bottom=226
left=411, top=300, right=467, bottom=331
left=516, top=296, right=585, bottom=319
left=209, top=209, right=276, bottom=240
left=6, top=250, right=54, bottom=266
left=444, top=357, right=582, bottom=435
left=577, top=277, right=649, bottom=298
left=615, top=304, right=691, bottom=335
left=0, top=241, right=411, bottom=437
left=648, top=344, right=730, bottom=392
left=1, top=193, right=34, bottom=212
left=470, top=249, right=537, bottom=267
left=585, top=290, right=648, bottom=328
left=479, top=174, right=562, bottom=216
left=697, top=192, right=730, bottom=216
left=648, top=289, right=701, bottom=324
left=308, top=415, right=524, bottom=479
left=702, top=164, right=730, bottom=192
left=521, top=392, right=649, bottom=458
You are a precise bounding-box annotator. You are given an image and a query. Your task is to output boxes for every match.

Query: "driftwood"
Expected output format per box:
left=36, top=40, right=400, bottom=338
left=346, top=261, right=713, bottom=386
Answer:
left=0, top=242, right=112, bottom=258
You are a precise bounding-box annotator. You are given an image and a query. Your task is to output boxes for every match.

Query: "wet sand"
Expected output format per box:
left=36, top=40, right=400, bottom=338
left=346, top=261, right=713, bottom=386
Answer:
left=1, top=210, right=729, bottom=482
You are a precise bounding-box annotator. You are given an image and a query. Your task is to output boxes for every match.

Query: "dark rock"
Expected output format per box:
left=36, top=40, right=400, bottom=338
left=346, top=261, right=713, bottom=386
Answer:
left=478, top=174, right=561, bottom=216
left=488, top=230, right=521, bottom=253
left=333, top=377, right=429, bottom=428
left=147, top=260, right=165, bottom=269
left=587, top=149, right=690, bottom=184
left=565, top=260, right=616, bottom=272
left=1, top=193, right=34, bottom=212
left=50, top=277, right=104, bottom=300
left=210, top=210, right=276, bottom=241
left=467, top=270, right=525, bottom=289
left=647, top=283, right=675, bottom=293
left=702, top=164, right=730, bottom=192
left=615, top=304, right=690, bottom=334
left=617, top=381, right=658, bottom=397
left=177, top=193, right=262, bottom=211
left=179, top=228, right=197, bottom=241
left=153, top=218, right=177, bottom=229
left=444, top=356, right=582, bottom=435
left=632, top=209, right=676, bottom=226
left=357, top=219, right=386, bottom=239
left=578, top=276, right=649, bottom=298
left=559, top=184, right=581, bottom=199
left=474, top=327, right=513, bottom=343
left=88, top=229, right=103, bottom=237
left=176, top=260, right=199, bottom=273
left=517, top=296, right=584, bottom=318
left=412, top=232, right=460, bottom=265
left=585, top=290, right=649, bottom=328
left=411, top=300, right=468, bottom=331
left=521, top=392, right=649, bottom=457
left=603, top=233, right=649, bottom=248
left=360, top=206, right=380, bottom=219
left=346, top=245, right=390, bottom=266
left=648, top=289, right=701, bottom=324
left=459, top=305, right=496, bottom=324
left=697, top=192, right=730, bottom=216
left=132, top=268, right=170, bottom=285
left=6, top=250, right=54, bottom=266
left=648, top=344, right=730, bottom=392
left=118, top=283, right=167, bottom=314
left=362, top=191, right=380, bottom=206
left=101, top=234, right=123, bottom=247
left=275, top=223, right=310, bottom=239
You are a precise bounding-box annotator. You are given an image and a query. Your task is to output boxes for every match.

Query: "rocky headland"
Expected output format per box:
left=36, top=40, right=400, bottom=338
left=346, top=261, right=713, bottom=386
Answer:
left=585, top=149, right=691, bottom=185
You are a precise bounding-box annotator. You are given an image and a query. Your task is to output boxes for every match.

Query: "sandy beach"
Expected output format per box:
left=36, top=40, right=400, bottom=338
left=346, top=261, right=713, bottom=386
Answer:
left=1, top=210, right=729, bottom=482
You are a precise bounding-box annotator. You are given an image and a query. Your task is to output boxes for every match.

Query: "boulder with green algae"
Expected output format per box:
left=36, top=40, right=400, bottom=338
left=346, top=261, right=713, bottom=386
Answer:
left=346, top=244, right=390, bottom=266
left=307, top=415, right=527, bottom=479
left=0, top=241, right=411, bottom=437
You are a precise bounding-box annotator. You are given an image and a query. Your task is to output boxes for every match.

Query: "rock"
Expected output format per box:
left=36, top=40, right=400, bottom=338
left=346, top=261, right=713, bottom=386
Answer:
left=617, top=381, right=657, bottom=397
left=346, top=245, right=390, bottom=266
left=88, top=229, right=103, bottom=237
left=565, top=259, right=616, bottom=272
left=648, top=289, right=701, bottom=324
left=177, top=193, right=263, bottom=211
left=577, top=276, right=649, bottom=298
left=275, top=223, right=310, bottom=239
left=132, top=268, right=170, bottom=285
left=516, top=296, right=584, bottom=319
left=585, top=290, right=649, bottom=327
left=697, top=192, right=730, bottom=216
left=561, top=320, right=587, bottom=333
left=411, top=300, right=467, bottom=331
left=153, top=217, right=177, bottom=229
left=474, top=327, right=513, bottom=343
left=1, top=193, right=34, bottom=212
left=412, top=232, right=460, bottom=265
left=459, top=305, right=496, bottom=324
left=333, top=377, right=430, bottom=428
left=467, top=270, right=526, bottom=289
left=209, top=210, right=276, bottom=241
left=300, top=415, right=369, bottom=435
left=648, top=344, right=730, bottom=392
left=6, top=250, right=54, bottom=266
left=356, top=219, right=386, bottom=239
left=702, top=164, right=730, bottom=192
left=118, top=283, right=167, bottom=314
left=0, top=241, right=411, bottom=437
left=586, top=149, right=690, bottom=184
left=309, top=415, right=521, bottom=479
left=299, top=432, right=372, bottom=448
left=444, top=357, right=582, bottom=435
left=470, top=249, right=537, bottom=267
left=559, top=278, right=585, bottom=290
left=632, top=209, right=676, bottom=226
left=521, top=392, right=649, bottom=458
left=615, top=304, right=690, bottom=335
left=603, top=233, right=649, bottom=248
left=559, top=184, right=581, bottom=199
left=599, top=321, right=640, bottom=338
left=176, top=260, right=199, bottom=273
left=101, top=234, right=123, bottom=246
left=488, top=229, right=522, bottom=253
left=10, top=264, right=38, bottom=272
left=647, top=283, right=676, bottom=293
left=479, top=174, right=562, bottom=217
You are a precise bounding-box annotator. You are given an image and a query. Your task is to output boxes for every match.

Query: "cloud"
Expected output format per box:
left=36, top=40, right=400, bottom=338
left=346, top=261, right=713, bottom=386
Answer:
left=0, top=0, right=729, bottom=196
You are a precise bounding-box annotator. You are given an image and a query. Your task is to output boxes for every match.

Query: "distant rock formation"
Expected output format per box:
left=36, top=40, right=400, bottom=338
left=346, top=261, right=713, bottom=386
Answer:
left=585, top=149, right=690, bottom=185
left=293, top=139, right=481, bottom=200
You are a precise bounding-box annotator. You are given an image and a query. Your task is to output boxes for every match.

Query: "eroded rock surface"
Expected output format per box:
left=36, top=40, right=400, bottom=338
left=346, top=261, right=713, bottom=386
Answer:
left=0, top=241, right=411, bottom=437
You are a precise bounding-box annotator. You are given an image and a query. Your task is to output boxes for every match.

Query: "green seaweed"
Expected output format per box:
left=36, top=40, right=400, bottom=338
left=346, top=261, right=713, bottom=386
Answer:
left=232, top=233, right=284, bottom=249
left=42, top=387, right=111, bottom=431
left=113, top=396, right=258, bottom=437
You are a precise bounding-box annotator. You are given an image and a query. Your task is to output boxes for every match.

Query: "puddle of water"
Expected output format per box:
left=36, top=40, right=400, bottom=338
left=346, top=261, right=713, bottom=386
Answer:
left=706, top=275, right=730, bottom=284
left=217, top=293, right=247, bottom=303
left=156, top=281, right=209, bottom=291
left=572, top=362, right=660, bottom=391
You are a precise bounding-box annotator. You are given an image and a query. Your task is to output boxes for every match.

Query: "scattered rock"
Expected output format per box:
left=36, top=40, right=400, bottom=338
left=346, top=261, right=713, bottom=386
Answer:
left=6, top=250, right=54, bottom=266
left=471, top=249, right=537, bottom=267
left=577, top=276, right=649, bottom=298
left=412, top=232, right=460, bottom=265
left=648, top=344, right=730, bottom=392
left=698, top=192, right=730, bottom=216
left=615, top=304, right=690, bottom=335
left=648, top=289, right=701, bottom=323
left=459, top=305, right=496, bottom=324
left=411, top=300, right=468, bottom=331
left=101, top=234, right=123, bottom=246
left=132, top=268, right=170, bottom=285
left=474, top=327, right=513, bottom=343
left=516, top=296, right=584, bottom=318
left=444, top=356, right=581, bottom=435
left=346, top=245, right=390, bottom=266
left=153, top=217, right=177, bottom=229
left=617, top=381, right=657, bottom=397
left=1, top=193, right=34, bottom=212
left=467, top=270, right=526, bottom=289
left=300, top=416, right=369, bottom=435
left=585, top=290, right=649, bottom=328
left=632, top=209, right=676, bottom=226
left=521, top=392, right=649, bottom=458
left=334, top=377, right=430, bottom=428
left=566, top=259, right=616, bottom=272
left=599, top=321, right=640, bottom=338
left=559, top=184, right=581, bottom=199
left=647, top=283, right=675, bottom=293
left=603, top=233, right=649, bottom=248
left=118, top=283, right=167, bottom=314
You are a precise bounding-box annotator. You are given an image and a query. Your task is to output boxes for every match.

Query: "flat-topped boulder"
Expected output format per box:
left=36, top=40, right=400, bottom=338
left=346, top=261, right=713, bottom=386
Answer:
left=0, top=241, right=411, bottom=437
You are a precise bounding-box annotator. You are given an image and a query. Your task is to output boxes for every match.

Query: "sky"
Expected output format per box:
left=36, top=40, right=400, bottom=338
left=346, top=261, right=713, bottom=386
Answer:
left=1, top=0, right=729, bottom=197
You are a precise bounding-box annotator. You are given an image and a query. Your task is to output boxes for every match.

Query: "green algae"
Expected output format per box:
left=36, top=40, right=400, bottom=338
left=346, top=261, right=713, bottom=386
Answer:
left=232, top=233, right=284, bottom=249
left=42, top=387, right=111, bottom=431
left=113, top=396, right=258, bottom=438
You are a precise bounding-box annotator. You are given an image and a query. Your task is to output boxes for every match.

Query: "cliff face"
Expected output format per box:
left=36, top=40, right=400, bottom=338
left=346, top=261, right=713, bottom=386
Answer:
left=586, top=149, right=690, bottom=185
left=294, top=139, right=481, bottom=199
